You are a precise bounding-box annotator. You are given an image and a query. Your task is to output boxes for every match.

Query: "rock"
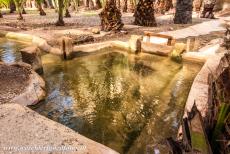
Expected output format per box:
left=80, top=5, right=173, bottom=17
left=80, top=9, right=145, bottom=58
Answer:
left=20, top=46, right=43, bottom=74
left=92, top=28, right=100, bottom=34
left=0, top=62, right=46, bottom=106
left=72, top=35, right=94, bottom=45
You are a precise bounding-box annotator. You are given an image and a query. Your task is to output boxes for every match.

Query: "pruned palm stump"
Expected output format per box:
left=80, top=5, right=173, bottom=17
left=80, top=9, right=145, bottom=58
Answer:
left=134, top=0, right=157, bottom=26
left=174, top=0, right=192, bottom=24
left=99, top=0, right=124, bottom=32
left=200, top=0, right=215, bottom=19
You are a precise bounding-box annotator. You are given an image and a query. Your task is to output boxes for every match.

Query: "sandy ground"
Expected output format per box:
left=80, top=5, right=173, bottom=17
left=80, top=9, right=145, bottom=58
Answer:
left=0, top=9, right=220, bottom=46
left=0, top=63, right=31, bottom=103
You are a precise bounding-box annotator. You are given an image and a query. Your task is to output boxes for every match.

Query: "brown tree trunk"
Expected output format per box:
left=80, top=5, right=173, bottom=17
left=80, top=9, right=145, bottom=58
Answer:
left=18, top=12, right=23, bottom=20
left=116, top=0, right=121, bottom=9
left=10, top=0, right=16, bottom=13
left=65, top=9, right=71, bottom=17
left=95, top=0, right=102, bottom=9
left=56, top=0, right=65, bottom=26
left=200, top=0, right=216, bottom=18
left=0, top=10, right=3, bottom=18
left=128, top=0, right=135, bottom=12
left=99, top=0, right=124, bottom=31
left=174, top=0, right=193, bottom=24
left=22, top=7, right=26, bottom=14
left=134, top=0, right=157, bottom=26
left=122, top=0, right=128, bottom=12
left=193, top=0, right=203, bottom=12
left=84, top=0, right=90, bottom=8
left=37, top=3, right=46, bottom=16
left=89, top=0, right=95, bottom=9
left=155, top=0, right=173, bottom=14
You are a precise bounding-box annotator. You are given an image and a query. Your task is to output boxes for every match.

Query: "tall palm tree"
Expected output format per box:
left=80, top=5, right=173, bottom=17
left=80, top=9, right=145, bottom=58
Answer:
left=55, top=0, right=65, bottom=26
left=134, top=0, right=157, bottom=26
left=174, top=0, right=193, bottom=24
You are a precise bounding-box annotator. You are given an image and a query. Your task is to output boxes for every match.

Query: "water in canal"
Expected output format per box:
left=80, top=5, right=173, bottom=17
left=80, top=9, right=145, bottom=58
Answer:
left=0, top=38, right=202, bottom=153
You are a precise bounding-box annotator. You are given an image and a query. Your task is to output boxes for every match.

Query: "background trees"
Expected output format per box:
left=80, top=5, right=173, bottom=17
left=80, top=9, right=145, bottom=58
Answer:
left=0, top=0, right=224, bottom=29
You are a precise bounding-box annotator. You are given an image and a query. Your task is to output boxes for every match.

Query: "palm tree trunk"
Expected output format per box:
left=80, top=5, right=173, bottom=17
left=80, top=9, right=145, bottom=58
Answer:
left=64, top=0, right=71, bottom=17
left=37, top=1, right=47, bottom=16
left=200, top=0, right=216, bottom=18
left=134, top=0, right=157, bottom=26
left=22, top=7, right=26, bottom=14
left=95, top=0, right=102, bottom=9
left=128, top=0, right=135, bottom=12
left=174, top=0, right=193, bottom=24
left=122, top=0, right=128, bottom=12
left=56, top=0, right=65, bottom=26
left=99, top=0, right=124, bottom=31
left=0, top=10, right=3, bottom=18
left=14, top=0, right=24, bottom=20
left=10, top=0, right=16, bottom=13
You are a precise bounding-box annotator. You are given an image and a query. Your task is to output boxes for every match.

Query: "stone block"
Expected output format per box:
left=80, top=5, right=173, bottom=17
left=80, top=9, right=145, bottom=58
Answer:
left=129, top=35, right=143, bottom=54
left=20, top=46, right=43, bottom=74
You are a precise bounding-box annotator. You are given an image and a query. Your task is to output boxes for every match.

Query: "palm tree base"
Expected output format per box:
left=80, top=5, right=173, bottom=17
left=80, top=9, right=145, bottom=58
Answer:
left=17, top=15, right=24, bottom=20
left=65, top=10, right=71, bottom=18
left=55, top=20, right=65, bottom=26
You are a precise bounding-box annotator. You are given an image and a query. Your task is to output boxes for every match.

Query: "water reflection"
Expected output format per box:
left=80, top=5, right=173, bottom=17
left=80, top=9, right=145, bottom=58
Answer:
left=0, top=38, right=26, bottom=63
left=0, top=39, right=202, bottom=153
left=35, top=51, right=201, bottom=153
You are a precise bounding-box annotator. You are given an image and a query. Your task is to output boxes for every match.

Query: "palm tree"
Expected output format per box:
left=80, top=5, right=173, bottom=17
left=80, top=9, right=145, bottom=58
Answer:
left=9, top=0, right=16, bottom=13
left=13, top=0, right=25, bottom=20
left=99, top=0, right=124, bottom=31
left=64, top=0, right=71, bottom=18
left=134, top=0, right=157, bottom=26
left=200, top=0, right=216, bottom=18
left=121, top=0, right=128, bottom=12
left=174, top=0, right=193, bottom=24
left=36, top=0, right=46, bottom=16
left=55, top=0, right=65, bottom=26
left=95, top=0, right=102, bottom=9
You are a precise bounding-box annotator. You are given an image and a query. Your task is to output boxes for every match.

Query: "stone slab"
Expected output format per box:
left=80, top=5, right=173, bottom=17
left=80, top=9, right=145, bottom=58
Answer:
left=0, top=104, right=118, bottom=154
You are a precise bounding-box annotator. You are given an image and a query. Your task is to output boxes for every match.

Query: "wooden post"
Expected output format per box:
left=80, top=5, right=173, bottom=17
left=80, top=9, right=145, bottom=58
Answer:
left=20, top=46, right=43, bottom=74
left=58, top=37, right=73, bottom=60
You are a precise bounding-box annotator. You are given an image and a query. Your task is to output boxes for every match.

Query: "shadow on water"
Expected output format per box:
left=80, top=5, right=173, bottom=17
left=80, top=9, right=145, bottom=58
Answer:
left=0, top=39, right=202, bottom=154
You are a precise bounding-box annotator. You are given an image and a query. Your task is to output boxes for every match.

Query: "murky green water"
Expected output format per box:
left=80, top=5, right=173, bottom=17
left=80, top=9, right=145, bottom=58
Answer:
left=0, top=38, right=202, bottom=153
